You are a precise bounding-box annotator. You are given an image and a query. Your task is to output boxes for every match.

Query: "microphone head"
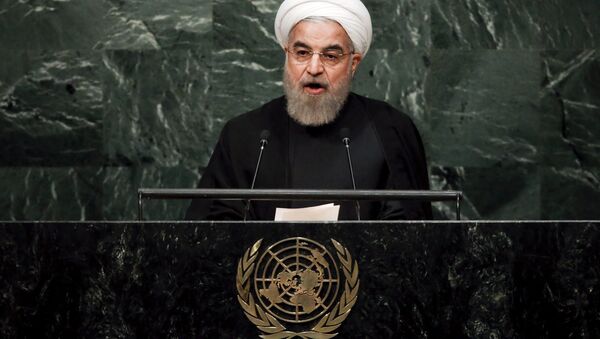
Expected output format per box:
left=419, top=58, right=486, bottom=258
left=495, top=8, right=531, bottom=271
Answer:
left=259, top=129, right=270, bottom=144
left=340, top=127, right=350, bottom=144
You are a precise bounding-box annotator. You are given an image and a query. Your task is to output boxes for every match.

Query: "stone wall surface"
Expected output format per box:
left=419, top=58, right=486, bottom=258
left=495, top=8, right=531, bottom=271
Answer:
left=1, top=0, right=599, bottom=220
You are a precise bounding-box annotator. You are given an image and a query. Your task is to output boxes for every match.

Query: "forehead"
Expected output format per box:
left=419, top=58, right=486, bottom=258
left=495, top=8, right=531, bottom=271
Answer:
left=287, top=20, right=351, bottom=49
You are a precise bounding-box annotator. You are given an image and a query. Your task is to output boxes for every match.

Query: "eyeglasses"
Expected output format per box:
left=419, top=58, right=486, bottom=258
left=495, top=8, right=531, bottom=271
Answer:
left=285, top=48, right=354, bottom=67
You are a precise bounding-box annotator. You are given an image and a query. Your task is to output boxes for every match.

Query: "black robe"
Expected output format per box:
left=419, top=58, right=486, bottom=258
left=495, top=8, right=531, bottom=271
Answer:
left=186, top=92, right=432, bottom=220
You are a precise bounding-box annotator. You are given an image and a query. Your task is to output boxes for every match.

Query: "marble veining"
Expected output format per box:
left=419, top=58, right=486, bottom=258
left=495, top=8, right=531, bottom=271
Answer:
left=0, top=0, right=599, bottom=220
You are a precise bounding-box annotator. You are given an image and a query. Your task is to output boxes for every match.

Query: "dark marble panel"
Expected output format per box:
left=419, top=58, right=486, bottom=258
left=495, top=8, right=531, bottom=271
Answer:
left=0, top=222, right=598, bottom=337
left=354, top=49, right=430, bottom=141
left=247, top=0, right=282, bottom=15
left=96, top=0, right=212, bottom=50
left=541, top=50, right=600, bottom=167
left=0, top=0, right=119, bottom=50
left=538, top=0, right=600, bottom=49
left=431, top=0, right=541, bottom=49
left=210, top=0, right=284, bottom=143
left=431, top=165, right=540, bottom=220
left=102, top=165, right=199, bottom=220
left=209, top=48, right=283, bottom=132
left=102, top=47, right=212, bottom=168
left=0, top=50, right=35, bottom=97
left=364, top=0, right=431, bottom=50
left=541, top=167, right=600, bottom=220
left=0, top=51, right=105, bottom=166
left=0, top=168, right=102, bottom=221
left=431, top=0, right=600, bottom=49
left=426, top=50, right=540, bottom=167
left=214, top=0, right=279, bottom=51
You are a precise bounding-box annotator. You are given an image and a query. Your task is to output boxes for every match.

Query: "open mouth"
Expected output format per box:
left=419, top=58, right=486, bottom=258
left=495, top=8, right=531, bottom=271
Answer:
left=303, top=82, right=327, bottom=95
left=306, top=82, right=324, bottom=89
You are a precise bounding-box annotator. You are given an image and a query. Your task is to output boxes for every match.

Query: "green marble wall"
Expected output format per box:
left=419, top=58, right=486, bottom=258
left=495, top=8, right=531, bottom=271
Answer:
left=1, top=0, right=599, bottom=220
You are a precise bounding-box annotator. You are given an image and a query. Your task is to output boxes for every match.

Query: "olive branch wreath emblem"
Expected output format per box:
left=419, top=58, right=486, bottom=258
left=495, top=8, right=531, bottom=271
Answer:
left=236, top=238, right=360, bottom=339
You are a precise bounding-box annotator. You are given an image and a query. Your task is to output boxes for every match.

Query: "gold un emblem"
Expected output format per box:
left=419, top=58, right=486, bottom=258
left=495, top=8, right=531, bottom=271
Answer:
left=236, top=237, right=360, bottom=338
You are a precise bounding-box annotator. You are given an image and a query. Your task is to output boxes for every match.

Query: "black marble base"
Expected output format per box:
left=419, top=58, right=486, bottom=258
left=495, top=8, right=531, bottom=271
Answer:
left=1, top=221, right=599, bottom=338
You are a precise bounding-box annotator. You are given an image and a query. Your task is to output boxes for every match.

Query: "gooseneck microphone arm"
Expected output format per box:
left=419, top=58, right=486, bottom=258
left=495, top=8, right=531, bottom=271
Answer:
left=340, top=128, right=361, bottom=220
left=251, top=139, right=267, bottom=189
left=244, top=130, right=270, bottom=221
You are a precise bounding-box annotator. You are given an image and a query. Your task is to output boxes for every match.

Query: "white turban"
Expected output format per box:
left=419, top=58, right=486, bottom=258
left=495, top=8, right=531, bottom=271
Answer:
left=274, top=0, right=373, bottom=56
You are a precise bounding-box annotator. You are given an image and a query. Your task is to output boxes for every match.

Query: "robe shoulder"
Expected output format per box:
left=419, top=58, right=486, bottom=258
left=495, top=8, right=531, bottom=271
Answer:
left=351, top=93, right=432, bottom=218
left=184, top=96, right=287, bottom=220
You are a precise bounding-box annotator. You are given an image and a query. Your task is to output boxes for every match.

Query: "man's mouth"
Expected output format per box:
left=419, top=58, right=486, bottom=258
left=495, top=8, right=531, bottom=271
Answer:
left=303, top=82, right=327, bottom=95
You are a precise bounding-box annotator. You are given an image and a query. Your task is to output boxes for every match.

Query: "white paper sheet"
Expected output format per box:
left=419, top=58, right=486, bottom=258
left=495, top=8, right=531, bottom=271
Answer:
left=274, top=203, right=340, bottom=221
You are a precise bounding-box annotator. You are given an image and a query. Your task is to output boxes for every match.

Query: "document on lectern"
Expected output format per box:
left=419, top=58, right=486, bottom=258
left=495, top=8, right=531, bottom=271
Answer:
left=274, top=203, right=340, bottom=221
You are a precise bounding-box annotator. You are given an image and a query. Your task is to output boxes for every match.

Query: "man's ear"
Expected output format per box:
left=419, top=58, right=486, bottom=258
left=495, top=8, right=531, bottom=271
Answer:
left=351, top=53, right=362, bottom=76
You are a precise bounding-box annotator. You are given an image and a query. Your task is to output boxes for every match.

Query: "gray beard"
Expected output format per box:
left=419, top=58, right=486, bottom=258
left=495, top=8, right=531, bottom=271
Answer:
left=283, top=70, right=352, bottom=127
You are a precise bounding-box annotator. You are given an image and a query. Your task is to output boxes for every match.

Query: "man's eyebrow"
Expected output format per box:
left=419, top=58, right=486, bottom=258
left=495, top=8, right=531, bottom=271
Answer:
left=292, top=41, right=311, bottom=49
left=323, top=44, right=344, bottom=52
left=291, top=41, right=345, bottom=52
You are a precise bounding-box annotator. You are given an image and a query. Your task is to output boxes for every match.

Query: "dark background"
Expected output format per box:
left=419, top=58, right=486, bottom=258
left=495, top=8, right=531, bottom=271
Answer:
left=1, top=0, right=599, bottom=220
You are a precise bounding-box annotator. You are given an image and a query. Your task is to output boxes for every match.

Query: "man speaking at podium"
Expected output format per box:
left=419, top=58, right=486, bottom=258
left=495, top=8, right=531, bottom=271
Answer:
left=186, top=0, right=432, bottom=221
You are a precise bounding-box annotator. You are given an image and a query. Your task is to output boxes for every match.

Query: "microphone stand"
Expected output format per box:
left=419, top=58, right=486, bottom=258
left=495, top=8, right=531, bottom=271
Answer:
left=244, top=133, right=269, bottom=221
left=342, top=136, right=361, bottom=220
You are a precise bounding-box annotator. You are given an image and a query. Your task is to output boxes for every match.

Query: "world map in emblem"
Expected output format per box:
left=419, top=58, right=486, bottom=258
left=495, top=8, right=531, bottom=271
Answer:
left=253, top=237, right=340, bottom=323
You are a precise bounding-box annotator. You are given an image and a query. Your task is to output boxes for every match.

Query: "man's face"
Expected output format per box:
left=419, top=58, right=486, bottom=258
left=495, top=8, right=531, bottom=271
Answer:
left=283, top=19, right=363, bottom=126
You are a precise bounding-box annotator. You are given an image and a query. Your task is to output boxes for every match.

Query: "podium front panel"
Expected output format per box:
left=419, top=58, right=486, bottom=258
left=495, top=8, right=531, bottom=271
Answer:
left=1, top=221, right=598, bottom=338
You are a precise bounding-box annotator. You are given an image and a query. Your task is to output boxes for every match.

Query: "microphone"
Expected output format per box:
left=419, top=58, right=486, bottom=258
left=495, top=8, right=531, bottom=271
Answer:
left=340, top=128, right=360, bottom=220
left=244, top=129, right=270, bottom=220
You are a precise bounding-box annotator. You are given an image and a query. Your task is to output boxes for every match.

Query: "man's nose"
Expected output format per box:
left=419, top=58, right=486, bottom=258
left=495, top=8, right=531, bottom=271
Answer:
left=306, top=53, right=324, bottom=76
